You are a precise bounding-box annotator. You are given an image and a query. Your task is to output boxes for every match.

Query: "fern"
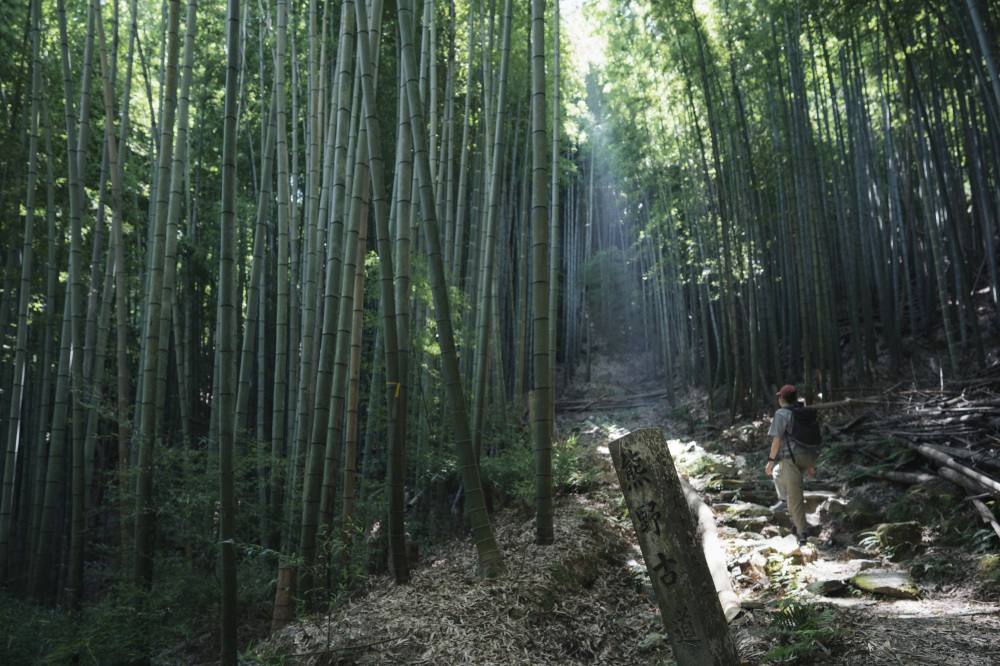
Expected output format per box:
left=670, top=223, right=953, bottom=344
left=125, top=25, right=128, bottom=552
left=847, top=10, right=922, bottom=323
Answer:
left=763, top=600, right=845, bottom=662
left=766, top=554, right=802, bottom=592
left=769, top=600, right=815, bottom=629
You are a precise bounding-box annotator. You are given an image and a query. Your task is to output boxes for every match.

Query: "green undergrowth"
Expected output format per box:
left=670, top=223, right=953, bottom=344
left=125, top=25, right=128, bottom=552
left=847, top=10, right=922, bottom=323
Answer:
left=678, top=452, right=733, bottom=478
left=886, top=483, right=999, bottom=553
left=909, top=552, right=958, bottom=583
left=766, top=553, right=804, bottom=594
left=1, top=442, right=282, bottom=664
left=833, top=439, right=1000, bottom=555
left=479, top=432, right=603, bottom=514
left=0, top=554, right=273, bottom=665
left=762, top=599, right=847, bottom=663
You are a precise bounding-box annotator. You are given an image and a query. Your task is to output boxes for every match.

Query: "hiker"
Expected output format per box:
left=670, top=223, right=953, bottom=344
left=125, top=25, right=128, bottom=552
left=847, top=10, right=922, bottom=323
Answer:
left=765, top=384, right=818, bottom=546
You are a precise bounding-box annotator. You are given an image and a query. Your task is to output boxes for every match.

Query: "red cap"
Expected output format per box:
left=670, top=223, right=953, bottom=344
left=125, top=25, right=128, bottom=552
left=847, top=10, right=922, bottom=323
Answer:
left=777, top=385, right=797, bottom=399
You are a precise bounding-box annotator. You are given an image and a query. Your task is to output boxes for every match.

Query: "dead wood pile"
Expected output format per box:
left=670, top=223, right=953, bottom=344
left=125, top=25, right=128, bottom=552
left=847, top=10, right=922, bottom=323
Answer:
left=824, top=366, right=1000, bottom=537
left=556, top=389, right=669, bottom=412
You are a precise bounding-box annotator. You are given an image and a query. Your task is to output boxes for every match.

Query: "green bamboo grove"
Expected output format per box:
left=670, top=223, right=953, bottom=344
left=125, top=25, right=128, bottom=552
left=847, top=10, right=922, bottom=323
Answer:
left=571, top=0, right=1000, bottom=416
left=0, top=0, right=999, bottom=660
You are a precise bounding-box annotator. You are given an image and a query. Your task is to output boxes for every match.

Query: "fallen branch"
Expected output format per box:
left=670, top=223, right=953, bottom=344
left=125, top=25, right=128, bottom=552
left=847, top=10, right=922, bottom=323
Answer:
left=970, top=499, right=1000, bottom=540
left=918, top=442, right=1000, bottom=474
left=937, top=467, right=992, bottom=496
left=906, top=443, right=1000, bottom=494
left=556, top=389, right=668, bottom=411
left=864, top=468, right=942, bottom=485
left=835, top=441, right=888, bottom=464
left=679, top=475, right=741, bottom=623
left=836, top=440, right=881, bottom=449
left=812, top=397, right=885, bottom=410
left=831, top=409, right=875, bottom=434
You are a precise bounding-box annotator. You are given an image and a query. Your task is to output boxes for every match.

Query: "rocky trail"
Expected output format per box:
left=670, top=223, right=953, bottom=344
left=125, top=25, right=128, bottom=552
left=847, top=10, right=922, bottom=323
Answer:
left=254, top=350, right=1000, bottom=665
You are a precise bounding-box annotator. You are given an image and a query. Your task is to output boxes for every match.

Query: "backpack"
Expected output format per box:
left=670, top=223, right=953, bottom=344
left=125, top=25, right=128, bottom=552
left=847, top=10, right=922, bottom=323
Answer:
left=781, top=406, right=822, bottom=448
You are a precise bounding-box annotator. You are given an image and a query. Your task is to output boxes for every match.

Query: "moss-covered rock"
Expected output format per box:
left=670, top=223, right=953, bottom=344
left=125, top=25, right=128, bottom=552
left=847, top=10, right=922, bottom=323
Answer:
left=874, top=521, right=925, bottom=562
left=850, top=571, right=920, bottom=599
left=805, top=579, right=847, bottom=596
left=887, top=480, right=960, bottom=524
left=977, top=556, right=1000, bottom=593
left=841, top=496, right=883, bottom=531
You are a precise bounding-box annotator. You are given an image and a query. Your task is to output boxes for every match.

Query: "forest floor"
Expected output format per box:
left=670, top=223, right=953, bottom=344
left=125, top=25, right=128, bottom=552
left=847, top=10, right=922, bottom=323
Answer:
left=254, top=347, right=1000, bottom=665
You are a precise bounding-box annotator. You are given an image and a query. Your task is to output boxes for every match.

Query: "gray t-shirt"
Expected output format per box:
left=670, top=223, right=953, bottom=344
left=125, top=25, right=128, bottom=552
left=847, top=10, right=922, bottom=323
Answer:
left=767, top=407, right=807, bottom=458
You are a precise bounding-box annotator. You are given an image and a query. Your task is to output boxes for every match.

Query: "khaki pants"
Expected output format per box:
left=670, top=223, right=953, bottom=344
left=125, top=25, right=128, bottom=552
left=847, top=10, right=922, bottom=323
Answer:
left=773, top=452, right=818, bottom=534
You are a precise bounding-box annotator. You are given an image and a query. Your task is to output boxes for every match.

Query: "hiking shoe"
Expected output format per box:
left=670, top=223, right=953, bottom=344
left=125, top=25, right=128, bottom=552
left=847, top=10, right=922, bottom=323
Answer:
left=770, top=500, right=787, bottom=512
left=797, top=532, right=809, bottom=546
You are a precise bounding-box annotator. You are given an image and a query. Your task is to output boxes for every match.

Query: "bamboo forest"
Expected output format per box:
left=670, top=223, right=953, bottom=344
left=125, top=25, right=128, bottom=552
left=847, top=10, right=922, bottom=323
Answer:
left=2, top=0, right=1000, bottom=662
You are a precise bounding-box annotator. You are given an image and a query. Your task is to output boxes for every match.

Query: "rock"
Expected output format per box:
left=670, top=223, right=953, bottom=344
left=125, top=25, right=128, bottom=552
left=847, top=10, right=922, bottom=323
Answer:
left=735, top=550, right=768, bottom=580
left=757, top=535, right=798, bottom=557
left=642, top=612, right=662, bottom=630
left=846, top=546, right=877, bottom=559
left=805, top=579, right=847, bottom=596
left=732, top=492, right=773, bottom=506
left=761, top=525, right=784, bottom=539
left=756, top=535, right=817, bottom=564
left=734, top=516, right=768, bottom=532
left=713, top=457, right=740, bottom=475
left=738, top=503, right=776, bottom=518
left=638, top=633, right=665, bottom=652
left=977, top=556, right=1000, bottom=592
left=850, top=571, right=920, bottom=598
left=826, top=499, right=848, bottom=516
left=771, top=510, right=794, bottom=529
left=803, top=490, right=838, bottom=514
left=830, top=530, right=856, bottom=548
left=797, top=542, right=819, bottom=563
left=841, top=496, right=883, bottom=531
left=875, top=521, right=925, bottom=562
left=849, top=559, right=880, bottom=572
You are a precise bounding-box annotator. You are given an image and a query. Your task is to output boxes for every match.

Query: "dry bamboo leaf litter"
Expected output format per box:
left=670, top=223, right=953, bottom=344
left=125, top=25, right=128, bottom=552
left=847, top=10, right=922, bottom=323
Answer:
left=262, top=496, right=667, bottom=665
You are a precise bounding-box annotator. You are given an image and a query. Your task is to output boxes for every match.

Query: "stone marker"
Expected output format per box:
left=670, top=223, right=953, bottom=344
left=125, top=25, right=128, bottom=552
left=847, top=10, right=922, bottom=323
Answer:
left=609, top=428, right=740, bottom=666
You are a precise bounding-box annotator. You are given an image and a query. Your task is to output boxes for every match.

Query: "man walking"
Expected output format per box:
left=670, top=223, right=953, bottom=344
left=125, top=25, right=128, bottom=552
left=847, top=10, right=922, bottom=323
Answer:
left=765, top=385, right=818, bottom=545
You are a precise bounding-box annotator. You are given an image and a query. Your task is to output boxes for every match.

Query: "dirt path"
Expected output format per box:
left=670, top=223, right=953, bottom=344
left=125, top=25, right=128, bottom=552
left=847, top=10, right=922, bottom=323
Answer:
left=557, top=350, right=1000, bottom=665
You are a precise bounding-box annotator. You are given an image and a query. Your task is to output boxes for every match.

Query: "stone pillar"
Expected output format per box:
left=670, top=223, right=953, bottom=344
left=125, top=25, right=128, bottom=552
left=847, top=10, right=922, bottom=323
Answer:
left=609, top=427, right=739, bottom=666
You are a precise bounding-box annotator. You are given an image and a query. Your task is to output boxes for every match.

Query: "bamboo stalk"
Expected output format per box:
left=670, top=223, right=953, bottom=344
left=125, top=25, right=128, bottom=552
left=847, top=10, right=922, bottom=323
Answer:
left=906, top=443, right=1000, bottom=494
left=970, top=499, right=1000, bottom=541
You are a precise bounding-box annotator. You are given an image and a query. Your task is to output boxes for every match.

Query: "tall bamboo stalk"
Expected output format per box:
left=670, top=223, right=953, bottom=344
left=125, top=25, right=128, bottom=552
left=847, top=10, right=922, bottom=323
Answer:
left=0, top=0, right=42, bottom=583
left=219, top=0, right=242, bottom=660
left=397, top=0, right=504, bottom=575
left=530, top=0, right=553, bottom=546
